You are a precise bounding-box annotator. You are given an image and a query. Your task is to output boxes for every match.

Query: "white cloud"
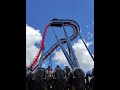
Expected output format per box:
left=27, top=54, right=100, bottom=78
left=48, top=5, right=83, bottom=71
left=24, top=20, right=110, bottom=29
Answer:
left=53, top=50, right=71, bottom=67
left=26, top=25, right=42, bottom=67
left=73, top=39, right=94, bottom=73
left=53, top=39, right=94, bottom=73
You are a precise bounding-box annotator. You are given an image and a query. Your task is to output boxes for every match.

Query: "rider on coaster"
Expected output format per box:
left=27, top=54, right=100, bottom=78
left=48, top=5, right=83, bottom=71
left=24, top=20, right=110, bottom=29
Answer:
left=46, top=66, right=53, bottom=79
left=53, top=65, right=62, bottom=77
left=85, top=68, right=94, bottom=87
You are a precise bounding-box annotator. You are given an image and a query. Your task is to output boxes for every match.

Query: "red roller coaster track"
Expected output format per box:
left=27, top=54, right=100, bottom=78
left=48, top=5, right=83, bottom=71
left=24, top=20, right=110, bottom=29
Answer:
left=29, top=24, right=49, bottom=68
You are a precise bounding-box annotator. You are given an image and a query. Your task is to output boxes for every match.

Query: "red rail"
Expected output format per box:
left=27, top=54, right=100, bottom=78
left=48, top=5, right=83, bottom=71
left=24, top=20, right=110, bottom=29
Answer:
left=29, top=24, right=49, bottom=68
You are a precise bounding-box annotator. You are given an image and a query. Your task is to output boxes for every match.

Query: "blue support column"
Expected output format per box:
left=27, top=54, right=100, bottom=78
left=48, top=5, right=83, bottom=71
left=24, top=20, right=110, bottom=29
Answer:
left=62, top=25, right=80, bottom=68
left=51, top=26, right=75, bottom=69
left=49, top=54, right=52, bottom=68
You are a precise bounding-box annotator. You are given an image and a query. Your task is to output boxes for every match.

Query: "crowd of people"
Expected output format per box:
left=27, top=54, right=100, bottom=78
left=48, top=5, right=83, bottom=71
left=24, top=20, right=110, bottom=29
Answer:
left=26, top=65, right=94, bottom=90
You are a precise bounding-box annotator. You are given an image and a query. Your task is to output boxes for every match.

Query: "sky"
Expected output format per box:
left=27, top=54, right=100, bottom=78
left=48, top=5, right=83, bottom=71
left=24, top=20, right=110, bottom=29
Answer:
left=26, top=0, right=94, bottom=73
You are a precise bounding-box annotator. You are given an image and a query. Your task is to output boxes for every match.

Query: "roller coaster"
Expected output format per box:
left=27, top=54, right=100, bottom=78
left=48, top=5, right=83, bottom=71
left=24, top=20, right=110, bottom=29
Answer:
left=26, top=19, right=94, bottom=90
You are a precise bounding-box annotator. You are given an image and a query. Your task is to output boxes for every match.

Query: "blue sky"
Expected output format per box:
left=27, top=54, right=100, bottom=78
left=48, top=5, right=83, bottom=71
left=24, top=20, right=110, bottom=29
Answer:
left=26, top=0, right=94, bottom=70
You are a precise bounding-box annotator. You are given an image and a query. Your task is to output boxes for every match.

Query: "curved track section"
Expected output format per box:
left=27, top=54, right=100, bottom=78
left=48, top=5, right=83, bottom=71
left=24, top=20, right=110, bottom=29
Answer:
left=29, top=19, right=80, bottom=69
left=43, top=19, right=80, bottom=61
